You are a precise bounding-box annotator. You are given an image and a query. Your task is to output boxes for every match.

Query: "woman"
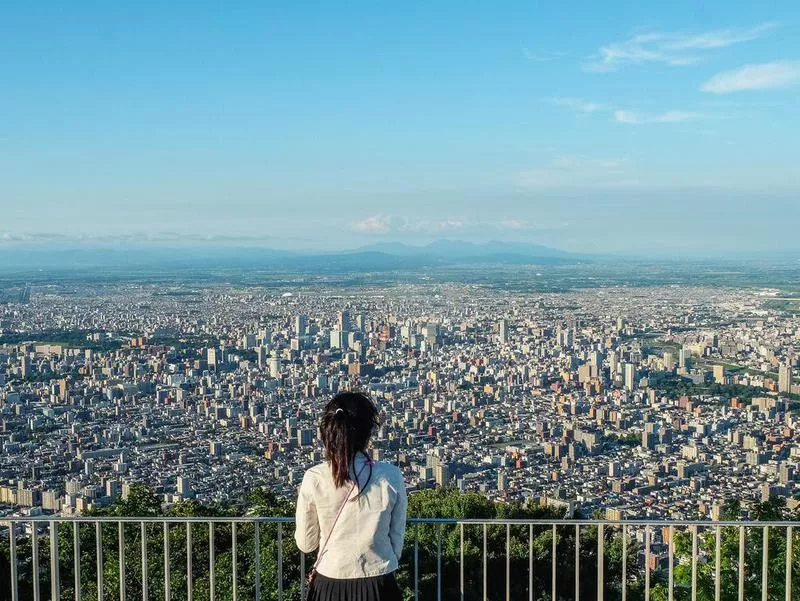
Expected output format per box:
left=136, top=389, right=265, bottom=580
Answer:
left=295, top=391, right=408, bottom=601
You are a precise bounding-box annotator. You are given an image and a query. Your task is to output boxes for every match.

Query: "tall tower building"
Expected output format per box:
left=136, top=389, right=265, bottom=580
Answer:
left=294, top=315, right=308, bottom=337
left=778, top=362, right=793, bottom=394
left=337, top=311, right=351, bottom=332
left=498, top=319, right=509, bottom=344
left=713, top=365, right=726, bottom=385
left=678, top=348, right=688, bottom=370
left=624, top=363, right=636, bottom=391
left=177, top=476, right=194, bottom=500
left=268, top=355, right=281, bottom=378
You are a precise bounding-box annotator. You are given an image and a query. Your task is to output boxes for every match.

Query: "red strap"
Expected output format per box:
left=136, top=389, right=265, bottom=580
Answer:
left=313, top=458, right=374, bottom=571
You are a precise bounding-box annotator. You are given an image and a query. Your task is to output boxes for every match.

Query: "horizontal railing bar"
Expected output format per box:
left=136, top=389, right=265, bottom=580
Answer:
left=7, top=516, right=800, bottom=526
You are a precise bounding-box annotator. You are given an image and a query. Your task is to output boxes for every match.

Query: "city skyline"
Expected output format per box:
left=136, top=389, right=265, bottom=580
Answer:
left=2, top=2, right=800, bottom=253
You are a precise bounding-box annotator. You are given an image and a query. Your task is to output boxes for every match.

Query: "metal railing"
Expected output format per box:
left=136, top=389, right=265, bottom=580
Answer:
left=3, top=516, right=799, bottom=601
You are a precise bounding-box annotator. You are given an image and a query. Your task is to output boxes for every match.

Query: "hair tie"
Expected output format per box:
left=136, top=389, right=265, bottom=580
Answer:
left=335, top=408, right=344, bottom=415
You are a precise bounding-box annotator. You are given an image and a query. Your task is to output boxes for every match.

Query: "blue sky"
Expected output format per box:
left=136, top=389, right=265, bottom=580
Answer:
left=1, top=1, right=799, bottom=255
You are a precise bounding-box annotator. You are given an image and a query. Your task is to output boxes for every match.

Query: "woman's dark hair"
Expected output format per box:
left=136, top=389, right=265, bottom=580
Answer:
left=319, top=391, right=379, bottom=492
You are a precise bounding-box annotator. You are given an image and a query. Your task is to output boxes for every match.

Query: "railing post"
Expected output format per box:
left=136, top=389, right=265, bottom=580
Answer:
left=668, top=525, right=674, bottom=601
left=299, top=551, right=306, bottom=601
left=209, top=522, right=215, bottom=601
left=163, top=523, right=170, bottom=601
left=574, top=524, right=580, bottom=601
left=74, top=522, right=82, bottom=601
left=96, top=522, right=103, bottom=601
left=277, top=523, right=283, bottom=601
left=119, top=522, right=126, bottom=601
left=9, top=523, right=19, bottom=601
left=460, top=522, right=464, bottom=601
left=32, top=522, right=40, bottom=601
left=715, top=526, right=721, bottom=601
left=415, top=524, right=420, bottom=601
left=141, top=522, right=148, bottom=601
left=645, top=526, right=651, bottom=601
left=738, top=525, right=745, bottom=601
left=691, top=525, right=698, bottom=601
left=437, top=523, right=443, bottom=601
left=787, top=526, right=793, bottom=601
left=621, top=524, right=627, bottom=601
left=551, top=524, right=556, bottom=601
left=254, top=522, right=260, bottom=601
left=483, top=524, right=488, bottom=601
left=762, top=526, right=769, bottom=601
left=231, top=523, right=237, bottom=601
left=529, top=524, right=534, bottom=601
left=597, top=524, right=604, bottom=601
left=51, top=521, right=60, bottom=601
left=505, top=523, right=510, bottom=601
left=186, top=523, right=192, bottom=601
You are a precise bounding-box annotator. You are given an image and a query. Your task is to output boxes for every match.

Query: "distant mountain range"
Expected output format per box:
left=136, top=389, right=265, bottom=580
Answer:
left=0, top=239, right=583, bottom=273
left=352, top=239, right=575, bottom=260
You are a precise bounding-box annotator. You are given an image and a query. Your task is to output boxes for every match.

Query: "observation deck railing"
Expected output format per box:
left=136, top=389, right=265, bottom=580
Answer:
left=3, top=516, right=799, bottom=601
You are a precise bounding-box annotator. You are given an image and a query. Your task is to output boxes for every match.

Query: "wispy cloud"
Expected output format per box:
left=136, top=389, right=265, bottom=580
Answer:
left=547, top=98, right=703, bottom=125
left=614, top=109, right=702, bottom=125
left=523, top=48, right=581, bottom=63
left=583, top=22, right=777, bottom=72
left=701, top=60, right=800, bottom=93
left=350, top=215, right=467, bottom=234
left=350, top=215, right=563, bottom=235
left=0, top=231, right=314, bottom=246
left=517, top=155, right=633, bottom=188
left=545, top=97, right=607, bottom=113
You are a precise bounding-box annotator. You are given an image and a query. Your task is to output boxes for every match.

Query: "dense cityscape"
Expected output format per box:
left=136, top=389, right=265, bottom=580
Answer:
left=2, top=276, right=799, bottom=525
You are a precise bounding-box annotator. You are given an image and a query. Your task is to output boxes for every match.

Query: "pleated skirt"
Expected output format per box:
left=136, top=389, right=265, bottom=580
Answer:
left=307, top=572, right=402, bottom=601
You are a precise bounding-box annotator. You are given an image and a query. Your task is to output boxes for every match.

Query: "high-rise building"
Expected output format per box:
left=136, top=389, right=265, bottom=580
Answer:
left=297, top=429, right=314, bottom=447
left=434, top=463, right=450, bottom=487
left=497, top=469, right=508, bottom=491
left=330, top=329, right=345, bottom=349
left=177, top=476, right=194, bottom=500
left=608, top=351, right=619, bottom=378
left=624, top=363, right=636, bottom=391
left=207, top=348, right=218, bottom=367
left=498, top=319, right=509, bottom=344
left=778, top=362, right=793, bottom=394
left=337, top=311, right=351, bottom=332
left=268, top=355, right=281, bottom=378
left=713, top=365, right=726, bottom=385
left=257, top=346, right=268, bottom=368
left=294, top=315, right=308, bottom=337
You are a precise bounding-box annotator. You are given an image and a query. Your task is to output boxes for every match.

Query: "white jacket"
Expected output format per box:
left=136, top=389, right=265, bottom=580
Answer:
left=295, top=454, right=408, bottom=578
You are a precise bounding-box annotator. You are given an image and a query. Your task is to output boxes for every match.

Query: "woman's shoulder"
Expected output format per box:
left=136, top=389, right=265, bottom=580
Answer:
left=373, top=461, right=405, bottom=485
left=302, top=462, right=330, bottom=484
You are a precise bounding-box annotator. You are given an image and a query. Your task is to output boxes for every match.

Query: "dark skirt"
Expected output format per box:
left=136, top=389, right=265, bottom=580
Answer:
left=307, top=572, right=402, bottom=601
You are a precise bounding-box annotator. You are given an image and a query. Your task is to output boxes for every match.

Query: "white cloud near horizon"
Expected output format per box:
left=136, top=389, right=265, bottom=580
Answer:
left=349, top=215, right=564, bottom=235
left=546, top=98, right=703, bottom=126
left=701, top=60, right=800, bottom=93
left=350, top=215, right=467, bottom=234
left=583, top=22, right=777, bottom=72
left=614, top=109, right=702, bottom=124
left=517, top=155, right=633, bottom=188
left=545, top=97, right=607, bottom=113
